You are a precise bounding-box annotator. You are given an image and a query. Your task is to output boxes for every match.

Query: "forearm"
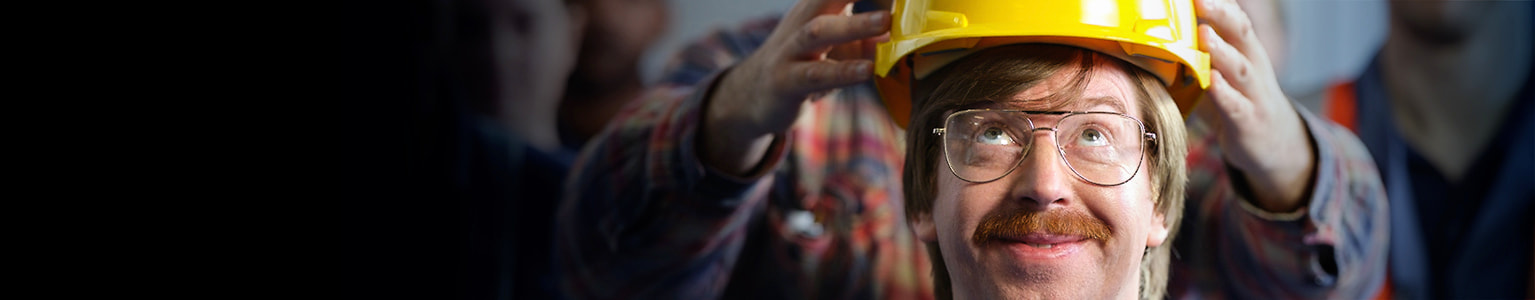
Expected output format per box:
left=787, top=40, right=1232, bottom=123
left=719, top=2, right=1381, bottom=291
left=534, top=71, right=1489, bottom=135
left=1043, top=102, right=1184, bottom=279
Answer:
left=699, top=66, right=787, bottom=177
left=1213, top=107, right=1390, bottom=299
left=1237, top=107, right=1316, bottom=212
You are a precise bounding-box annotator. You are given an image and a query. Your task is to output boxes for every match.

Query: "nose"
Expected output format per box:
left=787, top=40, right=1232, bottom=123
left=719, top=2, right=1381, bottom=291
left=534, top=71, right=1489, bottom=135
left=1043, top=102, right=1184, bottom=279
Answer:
left=1008, top=128, right=1073, bottom=208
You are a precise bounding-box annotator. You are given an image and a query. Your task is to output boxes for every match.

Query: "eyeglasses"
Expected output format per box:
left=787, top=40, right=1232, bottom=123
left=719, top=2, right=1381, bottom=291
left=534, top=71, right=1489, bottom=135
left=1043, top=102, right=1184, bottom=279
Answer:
left=932, top=109, right=1155, bottom=186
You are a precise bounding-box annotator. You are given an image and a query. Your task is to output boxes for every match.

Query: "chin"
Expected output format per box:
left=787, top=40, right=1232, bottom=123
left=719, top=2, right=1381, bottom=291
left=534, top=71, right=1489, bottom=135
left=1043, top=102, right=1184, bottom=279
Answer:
left=950, top=241, right=1140, bottom=300
left=982, top=282, right=1119, bottom=300
left=960, top=251, right=1111, bottom=299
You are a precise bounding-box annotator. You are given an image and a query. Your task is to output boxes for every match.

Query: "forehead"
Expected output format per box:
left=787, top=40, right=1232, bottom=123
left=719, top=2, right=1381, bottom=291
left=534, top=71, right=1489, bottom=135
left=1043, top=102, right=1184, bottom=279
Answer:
left=1003, top=60, right=1139, bottom=114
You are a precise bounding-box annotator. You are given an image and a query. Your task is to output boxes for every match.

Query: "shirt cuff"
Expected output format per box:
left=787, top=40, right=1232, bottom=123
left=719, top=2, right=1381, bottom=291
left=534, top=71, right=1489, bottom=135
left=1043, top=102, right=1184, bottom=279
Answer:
left=1234, top=105, right=1333, bottom=222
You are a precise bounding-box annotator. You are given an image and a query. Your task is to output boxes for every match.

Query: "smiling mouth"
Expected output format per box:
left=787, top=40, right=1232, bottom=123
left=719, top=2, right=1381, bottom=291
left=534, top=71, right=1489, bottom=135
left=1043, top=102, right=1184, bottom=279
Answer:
left=989, top=233, right=1094, bottom=260
left=994, top=232, right=1091, bottom=247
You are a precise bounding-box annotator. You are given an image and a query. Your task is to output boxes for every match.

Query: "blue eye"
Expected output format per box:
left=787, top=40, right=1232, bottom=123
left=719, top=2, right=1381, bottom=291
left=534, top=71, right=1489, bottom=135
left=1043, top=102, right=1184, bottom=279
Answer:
left=1076, top=128, right=1109, bottom=146
left=977, top=127, right=1013, bottom=145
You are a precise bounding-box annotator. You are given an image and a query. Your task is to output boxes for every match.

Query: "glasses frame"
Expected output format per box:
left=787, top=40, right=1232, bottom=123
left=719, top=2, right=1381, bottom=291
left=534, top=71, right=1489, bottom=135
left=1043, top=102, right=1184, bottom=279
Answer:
left=931, top=109, right=1157, bottom=186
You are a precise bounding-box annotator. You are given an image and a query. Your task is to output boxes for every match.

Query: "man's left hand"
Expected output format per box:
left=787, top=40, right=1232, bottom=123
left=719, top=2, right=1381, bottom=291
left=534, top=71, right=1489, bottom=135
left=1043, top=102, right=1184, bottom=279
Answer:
left=1195, top=0, right=1315, bottom=212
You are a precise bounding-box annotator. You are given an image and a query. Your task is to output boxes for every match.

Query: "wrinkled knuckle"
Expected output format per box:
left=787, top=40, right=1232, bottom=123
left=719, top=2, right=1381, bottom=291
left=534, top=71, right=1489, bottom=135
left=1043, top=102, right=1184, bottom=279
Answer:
left=1209, top=2, right=1228, bottom=20
left=847, top=63, right=870, bottom=82
left=840, top=65, right=859, bottom=82
left=1237, top=63, right=1252, bottom=83
left=1236, top=19, right=1255, bottom=41
left=801, top=19, right=826, bottom=45
left=801, top=66, right=822, bottom=87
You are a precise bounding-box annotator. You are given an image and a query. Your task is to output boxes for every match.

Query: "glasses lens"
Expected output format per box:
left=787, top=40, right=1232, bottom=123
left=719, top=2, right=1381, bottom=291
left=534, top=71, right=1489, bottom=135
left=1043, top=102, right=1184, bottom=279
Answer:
left=1055, top=113, right=1146, bottom=185
left=941, top=111, right=1147, bottom=185
left=943, top=111, right=1031, bottom=182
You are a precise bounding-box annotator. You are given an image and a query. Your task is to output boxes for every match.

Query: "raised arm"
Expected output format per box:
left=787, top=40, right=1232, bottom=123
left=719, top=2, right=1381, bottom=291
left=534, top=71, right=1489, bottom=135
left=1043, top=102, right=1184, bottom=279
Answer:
left=556, top=0, right=891, bottom=297
left=1173, top=0, right=1390, bottom=298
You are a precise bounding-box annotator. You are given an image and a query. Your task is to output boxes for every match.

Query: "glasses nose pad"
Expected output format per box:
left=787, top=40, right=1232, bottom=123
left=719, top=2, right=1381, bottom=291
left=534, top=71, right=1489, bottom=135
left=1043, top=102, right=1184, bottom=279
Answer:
left=1006, top=128, right=1073, bottom=204
left=1013, top=129, right=1069, bottom=174
left=1029, top=128, right=1069, bottom=167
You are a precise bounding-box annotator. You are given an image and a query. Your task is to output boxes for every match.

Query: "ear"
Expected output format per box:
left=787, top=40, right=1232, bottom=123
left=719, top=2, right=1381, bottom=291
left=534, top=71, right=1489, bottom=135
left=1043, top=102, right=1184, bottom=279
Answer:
left=1146, top=210, right=1169, bottom=247
left=911, top=212, right=938, bottom=243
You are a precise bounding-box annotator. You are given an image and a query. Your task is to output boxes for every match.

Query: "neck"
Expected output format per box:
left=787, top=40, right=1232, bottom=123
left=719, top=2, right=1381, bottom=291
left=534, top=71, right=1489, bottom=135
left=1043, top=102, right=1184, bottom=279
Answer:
left=1379, top=3, right=1532, bottom=181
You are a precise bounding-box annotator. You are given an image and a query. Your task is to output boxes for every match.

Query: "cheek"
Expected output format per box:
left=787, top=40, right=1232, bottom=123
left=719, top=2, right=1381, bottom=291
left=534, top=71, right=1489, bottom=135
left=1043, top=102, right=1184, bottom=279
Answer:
left=931, top=176, right=995, bottom=275
left=932, top=173, right=1015, bottom=244
left=1094, top=176, right=1156, bottom=239
left=931, top=176, right=966, bottom=238
left=491, top=24, right=532, bottom=91
left=528, top=20, right=576, bottom=93
left=932, top=174, right=981, bottom=242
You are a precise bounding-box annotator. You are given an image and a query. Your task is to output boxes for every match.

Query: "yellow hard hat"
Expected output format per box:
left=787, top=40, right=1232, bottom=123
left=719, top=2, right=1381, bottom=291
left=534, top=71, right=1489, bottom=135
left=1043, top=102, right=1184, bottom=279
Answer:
left=874, top=0, right=1211, bottom=128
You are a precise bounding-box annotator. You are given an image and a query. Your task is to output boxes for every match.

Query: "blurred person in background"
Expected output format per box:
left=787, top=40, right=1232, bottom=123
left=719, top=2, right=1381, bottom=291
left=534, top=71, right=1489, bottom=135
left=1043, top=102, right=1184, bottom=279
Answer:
left=1318, top=1, right=1534, bottom=299
left=447, top=0, right=672, bottom=298
left=434, top=0, right=581, bottom=298
left=347, top=0, right=667, bottom=298
left=555, top=0, right=1388, bottom=299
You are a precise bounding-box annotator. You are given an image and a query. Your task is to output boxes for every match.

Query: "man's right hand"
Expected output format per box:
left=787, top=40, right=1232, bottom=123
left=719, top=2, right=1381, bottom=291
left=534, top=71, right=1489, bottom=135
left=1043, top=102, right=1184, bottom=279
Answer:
left=699, top=0, right=890, bottom=176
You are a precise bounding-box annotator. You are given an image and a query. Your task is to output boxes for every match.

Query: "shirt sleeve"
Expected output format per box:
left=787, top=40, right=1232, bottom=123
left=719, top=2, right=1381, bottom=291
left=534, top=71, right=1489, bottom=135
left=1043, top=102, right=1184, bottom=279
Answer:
left=1175, top=105, right=1389, bottom=299
left=554, top=19, right=792, bottom=299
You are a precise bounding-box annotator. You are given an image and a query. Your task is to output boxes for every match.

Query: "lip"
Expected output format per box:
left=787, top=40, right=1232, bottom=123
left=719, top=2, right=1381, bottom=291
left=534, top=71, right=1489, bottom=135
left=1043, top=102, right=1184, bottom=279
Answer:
left=991, top=234, right=1090, bottom=260
left=1009, top=233, right=1088, bottom=245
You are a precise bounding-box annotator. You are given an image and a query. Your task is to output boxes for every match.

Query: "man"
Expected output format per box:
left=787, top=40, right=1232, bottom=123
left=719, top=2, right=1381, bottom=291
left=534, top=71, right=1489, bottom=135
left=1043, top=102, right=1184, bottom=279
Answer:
left=557, top=0, right=1387, bottom=298
left=897, top=44, right=1191, bottom=299
left=880, top=1, right=1391, bottom=298
left=1320, top=1, right=1533, bottom=298
left=437, top=0, right=581, bottom=298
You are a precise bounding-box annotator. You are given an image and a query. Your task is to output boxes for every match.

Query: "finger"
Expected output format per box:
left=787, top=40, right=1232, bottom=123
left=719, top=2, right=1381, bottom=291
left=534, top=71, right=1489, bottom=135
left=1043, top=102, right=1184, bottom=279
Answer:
left=1194, top=0, right=1267, bottom=59
left=1205, top=70, right=1253, bottom=123
left=783, top=0, right=859, bottom=26
left=1200, top=24, right=1258, bottom=96
left=776, top=60, right=873, bottom=99
left=827, top=32, right=888, bottom=61
left=867, top=32, right=890, bottom=56
left=792, top=12, right=891, bottom=59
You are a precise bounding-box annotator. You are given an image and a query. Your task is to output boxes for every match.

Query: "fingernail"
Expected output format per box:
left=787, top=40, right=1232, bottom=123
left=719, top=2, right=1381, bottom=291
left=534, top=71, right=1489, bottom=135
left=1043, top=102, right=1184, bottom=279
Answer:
left=869, top=13, right=887, bottom=27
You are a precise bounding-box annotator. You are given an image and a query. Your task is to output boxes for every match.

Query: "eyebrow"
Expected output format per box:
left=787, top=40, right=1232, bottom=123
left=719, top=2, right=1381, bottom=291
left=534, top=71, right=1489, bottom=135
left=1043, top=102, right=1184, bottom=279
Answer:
left=1005, top=96, right=1129, bottom=113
